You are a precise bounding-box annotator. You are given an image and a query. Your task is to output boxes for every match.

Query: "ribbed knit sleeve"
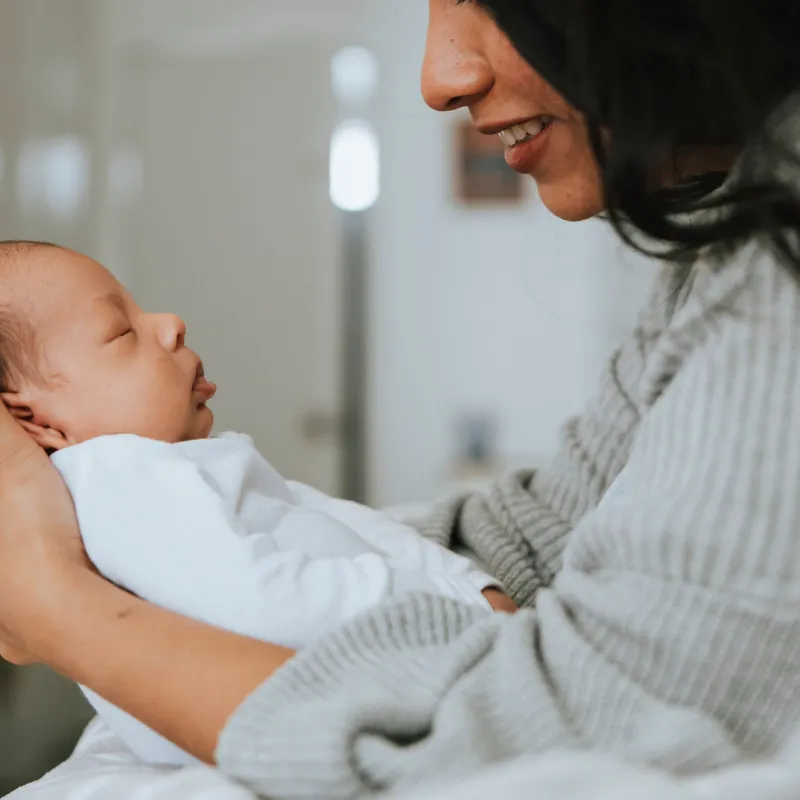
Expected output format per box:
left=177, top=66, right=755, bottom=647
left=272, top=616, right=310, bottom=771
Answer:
left=217, top=246, right=800, bottom=798
left=419, top=263, right=693, bottom=606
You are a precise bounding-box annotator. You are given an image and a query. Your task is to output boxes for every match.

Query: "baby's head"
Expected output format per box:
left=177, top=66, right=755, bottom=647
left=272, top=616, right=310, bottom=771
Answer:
left=0, top=242, right=215, bottom=450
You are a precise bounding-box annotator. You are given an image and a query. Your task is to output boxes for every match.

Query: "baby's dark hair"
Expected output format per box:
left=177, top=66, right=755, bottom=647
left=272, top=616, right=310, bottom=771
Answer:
left=0, top=240, right=61, bottom=392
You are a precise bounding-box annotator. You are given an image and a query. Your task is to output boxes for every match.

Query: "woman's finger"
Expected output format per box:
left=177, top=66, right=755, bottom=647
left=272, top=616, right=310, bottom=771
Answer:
left=17, top=419, right=44, bottom=437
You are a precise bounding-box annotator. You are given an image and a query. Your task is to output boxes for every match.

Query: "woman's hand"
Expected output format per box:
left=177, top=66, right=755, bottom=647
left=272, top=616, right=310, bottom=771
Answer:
left=0, top=403, right=91, bottom=665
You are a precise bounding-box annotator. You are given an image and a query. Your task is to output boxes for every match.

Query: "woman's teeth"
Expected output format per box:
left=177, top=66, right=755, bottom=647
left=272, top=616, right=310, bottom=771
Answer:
left=498, top=117, right=553, bottom=147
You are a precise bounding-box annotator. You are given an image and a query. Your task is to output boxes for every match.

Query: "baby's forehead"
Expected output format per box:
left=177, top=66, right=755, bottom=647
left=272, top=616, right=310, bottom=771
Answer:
left=10, top=248, right=119, bottom=330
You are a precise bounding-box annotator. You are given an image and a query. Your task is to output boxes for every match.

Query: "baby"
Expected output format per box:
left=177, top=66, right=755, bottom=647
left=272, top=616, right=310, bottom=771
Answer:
left=0, top=242, right=507, bottom=765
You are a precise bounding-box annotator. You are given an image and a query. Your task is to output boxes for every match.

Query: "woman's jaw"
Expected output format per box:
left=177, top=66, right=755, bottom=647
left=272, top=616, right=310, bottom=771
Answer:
left=480, top=112, right=607, bottom=221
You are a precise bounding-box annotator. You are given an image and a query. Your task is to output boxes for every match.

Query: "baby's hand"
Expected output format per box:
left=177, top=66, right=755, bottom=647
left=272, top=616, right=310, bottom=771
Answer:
left=482, top=587, right=518, bottom=614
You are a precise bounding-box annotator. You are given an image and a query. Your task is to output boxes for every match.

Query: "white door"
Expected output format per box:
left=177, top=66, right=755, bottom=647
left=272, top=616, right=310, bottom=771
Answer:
left=126, top=43, right=343, bottom=493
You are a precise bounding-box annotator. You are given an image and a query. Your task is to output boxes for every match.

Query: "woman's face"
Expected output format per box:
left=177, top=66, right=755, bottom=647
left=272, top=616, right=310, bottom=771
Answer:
left=422, top=0, right=605, bottom=221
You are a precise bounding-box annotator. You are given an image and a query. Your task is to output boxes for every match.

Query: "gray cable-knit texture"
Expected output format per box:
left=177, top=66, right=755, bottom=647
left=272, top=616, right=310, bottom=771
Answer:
left=216, top=245, right=800, bottom=799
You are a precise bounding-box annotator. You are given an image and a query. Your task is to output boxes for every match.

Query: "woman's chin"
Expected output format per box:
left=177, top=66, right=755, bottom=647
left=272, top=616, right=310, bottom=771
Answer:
left=536, top=180, right=606, bottom=222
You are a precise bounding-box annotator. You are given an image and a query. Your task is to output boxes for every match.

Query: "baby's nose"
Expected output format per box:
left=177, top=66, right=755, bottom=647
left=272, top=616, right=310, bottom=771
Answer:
left=158, top=313, right=186, bottom=350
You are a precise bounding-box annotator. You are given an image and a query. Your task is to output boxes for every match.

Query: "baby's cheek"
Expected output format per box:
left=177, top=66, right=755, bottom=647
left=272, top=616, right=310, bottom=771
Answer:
left=61, top=391, right=120, bottom=441
left=162, top=390, right=198, bottom=442
left=121, top=381, right=185, bottom=442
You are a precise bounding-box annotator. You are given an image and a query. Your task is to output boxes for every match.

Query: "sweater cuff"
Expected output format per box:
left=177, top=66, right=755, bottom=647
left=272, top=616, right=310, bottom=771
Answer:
left=216, top=594, right=487, bottom=798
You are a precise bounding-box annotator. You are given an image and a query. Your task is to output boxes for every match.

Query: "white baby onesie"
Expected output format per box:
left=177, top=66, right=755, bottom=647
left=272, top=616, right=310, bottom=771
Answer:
left=51, top=432, right=496, bottom=766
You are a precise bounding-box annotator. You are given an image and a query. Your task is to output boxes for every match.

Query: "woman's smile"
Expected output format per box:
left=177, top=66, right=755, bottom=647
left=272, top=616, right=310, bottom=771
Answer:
left=498, top=118, right=555, bottom=173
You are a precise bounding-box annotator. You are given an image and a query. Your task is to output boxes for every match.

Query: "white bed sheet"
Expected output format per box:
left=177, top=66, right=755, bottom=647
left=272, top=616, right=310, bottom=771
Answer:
left=12, top=717, right=800, bottom=800
left=7, top=719, right=255, bottom=800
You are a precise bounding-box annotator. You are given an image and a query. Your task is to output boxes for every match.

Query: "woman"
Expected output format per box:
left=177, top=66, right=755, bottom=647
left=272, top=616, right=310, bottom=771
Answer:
left=4, top=0, right=800, bottom=797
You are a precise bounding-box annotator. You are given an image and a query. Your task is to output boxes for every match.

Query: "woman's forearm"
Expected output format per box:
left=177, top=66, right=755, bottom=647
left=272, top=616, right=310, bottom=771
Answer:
left=41, top=569, right=294, bottom=763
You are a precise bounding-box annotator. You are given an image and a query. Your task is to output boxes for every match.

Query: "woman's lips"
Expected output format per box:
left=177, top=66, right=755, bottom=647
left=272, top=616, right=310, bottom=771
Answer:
left=503, top=122, right=554, bottom=175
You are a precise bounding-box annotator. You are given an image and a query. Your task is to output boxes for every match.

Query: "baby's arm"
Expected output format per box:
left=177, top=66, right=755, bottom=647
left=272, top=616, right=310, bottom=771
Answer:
left=288, top=482, right=505, bottom=593
left=54, top=437, right=489, bottom=649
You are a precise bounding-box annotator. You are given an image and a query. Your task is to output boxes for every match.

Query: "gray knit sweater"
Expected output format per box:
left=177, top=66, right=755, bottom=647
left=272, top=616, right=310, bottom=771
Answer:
left=216, top=242, right=800, bottom=798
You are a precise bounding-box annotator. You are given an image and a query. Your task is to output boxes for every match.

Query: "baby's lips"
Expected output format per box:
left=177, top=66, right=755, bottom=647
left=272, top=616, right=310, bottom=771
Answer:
left=193, top=377, right=217, bottom=402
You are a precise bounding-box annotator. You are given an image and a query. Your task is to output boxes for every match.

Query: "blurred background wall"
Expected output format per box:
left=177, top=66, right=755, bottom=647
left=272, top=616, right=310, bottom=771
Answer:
left=0, top=0, right=657, bottom=792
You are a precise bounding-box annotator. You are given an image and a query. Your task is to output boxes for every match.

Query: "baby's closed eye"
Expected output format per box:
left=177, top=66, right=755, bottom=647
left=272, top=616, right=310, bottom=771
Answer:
left=108, top=326, right=135, bottom=343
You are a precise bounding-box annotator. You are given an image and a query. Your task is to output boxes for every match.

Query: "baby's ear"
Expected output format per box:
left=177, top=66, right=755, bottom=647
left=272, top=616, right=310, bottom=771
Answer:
left=0, top=392, right=71, bottom=452
left=1, top=391, right=33, bottom=421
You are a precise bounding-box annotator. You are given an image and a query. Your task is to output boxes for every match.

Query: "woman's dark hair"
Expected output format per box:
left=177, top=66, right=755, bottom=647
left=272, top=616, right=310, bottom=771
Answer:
left=478, top=0, right=800, bottom=270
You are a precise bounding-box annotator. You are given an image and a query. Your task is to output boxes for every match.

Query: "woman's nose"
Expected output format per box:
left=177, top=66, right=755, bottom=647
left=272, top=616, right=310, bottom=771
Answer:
left=421, top=5, right=493, bottom=112
left=157, top=314, right=186, bottom=351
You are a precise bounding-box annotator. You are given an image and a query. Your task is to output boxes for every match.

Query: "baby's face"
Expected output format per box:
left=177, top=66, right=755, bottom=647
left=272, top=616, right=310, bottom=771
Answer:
left=13, top=248, right=215, bottom=447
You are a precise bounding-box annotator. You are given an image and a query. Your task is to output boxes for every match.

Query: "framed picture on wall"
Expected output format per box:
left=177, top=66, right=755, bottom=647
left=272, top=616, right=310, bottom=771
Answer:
left=454, top=119, right=525, bottom=205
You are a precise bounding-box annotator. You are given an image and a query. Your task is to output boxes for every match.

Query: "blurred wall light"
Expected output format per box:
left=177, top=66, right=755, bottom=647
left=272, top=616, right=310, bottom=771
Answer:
left=329, top=120, right=380, bottom=212
left=331, top=46, right=378, bottom=107
left=17, top=136, right=89, bottom=217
